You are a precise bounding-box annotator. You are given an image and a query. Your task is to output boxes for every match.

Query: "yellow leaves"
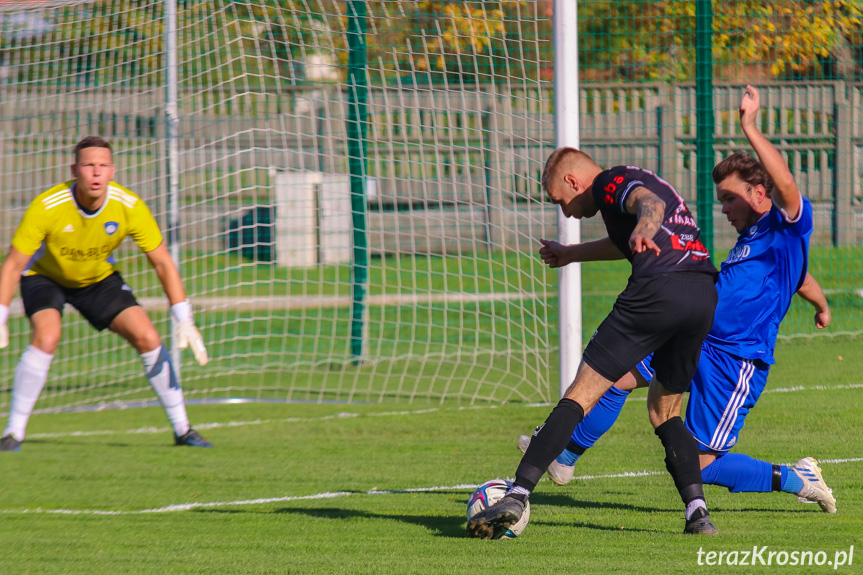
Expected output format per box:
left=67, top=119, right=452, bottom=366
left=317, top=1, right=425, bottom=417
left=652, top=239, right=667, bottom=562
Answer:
left=570, top=0, right=863, bottom=81
left=771, top=59, right=784, bottom=76
left=413, top=1, right=510, bottom=74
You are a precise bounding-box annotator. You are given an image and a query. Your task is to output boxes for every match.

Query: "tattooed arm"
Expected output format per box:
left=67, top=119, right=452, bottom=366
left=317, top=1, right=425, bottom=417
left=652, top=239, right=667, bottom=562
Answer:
left=624, top=186, right=665, bottom=255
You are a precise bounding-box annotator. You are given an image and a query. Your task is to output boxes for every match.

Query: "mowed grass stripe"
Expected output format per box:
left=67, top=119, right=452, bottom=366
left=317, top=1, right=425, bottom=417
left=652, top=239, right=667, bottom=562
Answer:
left=22, top=379, right=863, bottom=439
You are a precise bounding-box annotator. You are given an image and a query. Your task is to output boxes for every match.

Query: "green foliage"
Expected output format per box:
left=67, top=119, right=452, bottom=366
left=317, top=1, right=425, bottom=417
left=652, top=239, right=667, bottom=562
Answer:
left=580, top=0, right=863, bottom=81
left=3, top=0, right=863, bottom=86
left=0, top=1, right=164, bottom=86
left=0, top=1, right=549, bottom=88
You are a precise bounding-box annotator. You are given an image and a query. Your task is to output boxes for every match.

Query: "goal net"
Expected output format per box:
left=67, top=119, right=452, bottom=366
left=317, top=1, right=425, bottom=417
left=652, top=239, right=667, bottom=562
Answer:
left=2, top=1, right=860, bottom=414
left=0, top=0, right=564, bottom=411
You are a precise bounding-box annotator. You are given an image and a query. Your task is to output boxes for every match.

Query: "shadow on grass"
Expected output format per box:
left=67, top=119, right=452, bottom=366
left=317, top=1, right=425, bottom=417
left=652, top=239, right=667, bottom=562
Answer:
left=196, top=505, right=468, bottom=538
left=531, top=492, right=669, bottom=514
left=18, top=438, right=145, bottom=449
left=535, top=519, right=662, bottom=534
left=707, top=506, right=818, bottom=514
left=533, top=493, right=818, bottom=520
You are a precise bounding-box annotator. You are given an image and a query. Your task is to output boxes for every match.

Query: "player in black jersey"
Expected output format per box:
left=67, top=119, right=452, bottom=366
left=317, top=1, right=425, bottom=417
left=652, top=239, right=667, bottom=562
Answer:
left=467, top=148, right=719, bottom=538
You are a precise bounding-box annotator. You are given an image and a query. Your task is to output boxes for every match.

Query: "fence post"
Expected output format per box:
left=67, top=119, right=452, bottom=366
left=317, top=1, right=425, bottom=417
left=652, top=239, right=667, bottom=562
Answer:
left=695, top=0, right=715, bottom=256
left=346, top=0, right=369, bottom=363
left=834, top=82, right=853, bottom=246
left=657, top=84, right=676, bottom=193
left=483, top=87, right=506, bottom=251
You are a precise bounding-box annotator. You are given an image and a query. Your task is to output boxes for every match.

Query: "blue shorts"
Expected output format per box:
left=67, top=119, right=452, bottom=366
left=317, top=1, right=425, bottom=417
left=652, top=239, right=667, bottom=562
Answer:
left=634, top=356, right=655, bottom=383
left=641, top=342, right=770, bottom=453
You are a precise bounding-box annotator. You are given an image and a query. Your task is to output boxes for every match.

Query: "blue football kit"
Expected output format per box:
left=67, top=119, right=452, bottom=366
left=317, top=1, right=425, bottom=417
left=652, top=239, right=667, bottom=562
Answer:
left=686, top=197, right=812, bottom=451
left=561, top=197, right=813, bottom=495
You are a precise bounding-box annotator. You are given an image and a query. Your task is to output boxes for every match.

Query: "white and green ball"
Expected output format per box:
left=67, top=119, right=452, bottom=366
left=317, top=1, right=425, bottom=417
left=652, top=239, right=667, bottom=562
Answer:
left=466, top=479, right=531, bottom=539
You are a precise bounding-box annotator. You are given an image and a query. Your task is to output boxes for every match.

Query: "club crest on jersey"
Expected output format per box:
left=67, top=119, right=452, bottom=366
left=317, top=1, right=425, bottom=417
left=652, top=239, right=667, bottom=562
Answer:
left=726, top=244, right=751, bottom=264
left=104, top=221, right=119, bottom=236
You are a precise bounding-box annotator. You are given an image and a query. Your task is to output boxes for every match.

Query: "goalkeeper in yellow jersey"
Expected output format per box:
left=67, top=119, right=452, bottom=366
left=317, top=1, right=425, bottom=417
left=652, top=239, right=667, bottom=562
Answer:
left=0, top=136, right=211, bottom=451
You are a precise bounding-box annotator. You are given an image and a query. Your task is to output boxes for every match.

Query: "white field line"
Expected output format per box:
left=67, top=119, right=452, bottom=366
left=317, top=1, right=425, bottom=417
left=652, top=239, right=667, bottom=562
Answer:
left=5, top=287, right=861, bottom=316
left=25, top=406, right=490, bottom=439
left=4, top=292, right=559, bottom=317
left=2, top=459, right=861, bottom=516
left=769, top=383, right=863, bottom=393
left=617, top=382, right=863, bottom=403
left=25, top=382, right=862, bottom=439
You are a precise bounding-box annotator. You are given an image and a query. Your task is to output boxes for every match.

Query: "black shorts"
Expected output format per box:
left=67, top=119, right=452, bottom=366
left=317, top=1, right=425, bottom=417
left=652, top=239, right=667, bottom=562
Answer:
left=582, top=271, right=717, bottom=394
left=20, top=272, right=140, bottom=331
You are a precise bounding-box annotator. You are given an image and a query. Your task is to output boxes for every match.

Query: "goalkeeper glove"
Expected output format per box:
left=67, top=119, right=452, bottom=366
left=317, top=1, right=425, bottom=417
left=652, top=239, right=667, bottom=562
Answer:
left=0, top=304, right=8, bottom=349
left=171, top=300, right=208, bottom=366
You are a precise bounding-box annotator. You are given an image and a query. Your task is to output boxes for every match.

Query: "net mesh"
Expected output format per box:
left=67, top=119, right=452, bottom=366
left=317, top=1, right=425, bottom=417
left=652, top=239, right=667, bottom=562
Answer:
left=0, top=0, right=859, bottom=413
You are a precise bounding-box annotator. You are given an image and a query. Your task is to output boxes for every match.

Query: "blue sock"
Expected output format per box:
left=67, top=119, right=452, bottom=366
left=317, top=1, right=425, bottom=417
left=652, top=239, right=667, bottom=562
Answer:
left=555, top=448, right=581, bottom=466
left=780, top=465, right=804, bottom=494
left=701, top=453, right=776, bottom=492
left=570, top=386, right=630, bottom=449
left=554, top=387, right=630, bottom=467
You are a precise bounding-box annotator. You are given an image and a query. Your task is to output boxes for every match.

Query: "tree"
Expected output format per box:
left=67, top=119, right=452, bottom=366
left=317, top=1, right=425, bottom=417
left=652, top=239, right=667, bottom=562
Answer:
left=578, top=0, right=863, bottom=82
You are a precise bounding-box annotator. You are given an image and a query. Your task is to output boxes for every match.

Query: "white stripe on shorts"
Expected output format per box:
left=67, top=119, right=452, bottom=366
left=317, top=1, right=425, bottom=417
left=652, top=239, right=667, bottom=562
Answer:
left=709, top=359, right=754, bottom=451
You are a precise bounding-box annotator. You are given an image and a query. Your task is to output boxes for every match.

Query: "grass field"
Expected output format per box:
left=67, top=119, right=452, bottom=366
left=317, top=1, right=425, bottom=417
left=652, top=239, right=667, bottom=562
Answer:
left=1, top=336, right=861, bottom=574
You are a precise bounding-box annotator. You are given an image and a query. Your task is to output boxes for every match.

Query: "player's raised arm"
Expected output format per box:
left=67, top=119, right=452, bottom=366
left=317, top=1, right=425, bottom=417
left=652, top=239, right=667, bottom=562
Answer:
left=796, top=272, right=830, bottom=330
left=538, top=237, right=626, bottom=268
left=0, top=247, right=33, bottom=349
left=623, top=186, right=665, bottom=256
left=739, top=85, right=802, bottom=220
left=145, top=243, right=208, bottom=366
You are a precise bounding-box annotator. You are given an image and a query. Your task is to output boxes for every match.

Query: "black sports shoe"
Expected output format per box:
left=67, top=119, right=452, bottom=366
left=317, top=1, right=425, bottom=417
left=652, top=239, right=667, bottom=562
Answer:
left=683, top=506, right=718, bottom=535
left=0, top=434, right=22, bottom=452
left=466, top=495, right=525, bottom=539
left=174, top=428, right=212, bottom=448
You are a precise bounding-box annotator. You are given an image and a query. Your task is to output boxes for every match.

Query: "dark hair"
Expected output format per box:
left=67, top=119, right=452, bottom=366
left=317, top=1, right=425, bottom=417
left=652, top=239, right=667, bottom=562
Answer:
left=712, top=152, right=774, bottom=198
left=74, top=136, right=112, bottom=163
left=541, top=147, right=596, bottom=193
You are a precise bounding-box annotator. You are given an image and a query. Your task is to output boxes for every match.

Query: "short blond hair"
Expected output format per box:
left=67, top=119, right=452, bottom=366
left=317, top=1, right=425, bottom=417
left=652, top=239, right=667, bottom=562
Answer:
left=541, top=147, right=597, bottom=193
left=74, top=136, right=112, bottom=163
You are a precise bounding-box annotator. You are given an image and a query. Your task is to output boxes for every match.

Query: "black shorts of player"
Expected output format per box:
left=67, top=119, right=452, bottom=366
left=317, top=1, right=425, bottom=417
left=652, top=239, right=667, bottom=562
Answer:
left=582, top=271, right=718, bottom=393
left=20, top=272, right=140, bottom=332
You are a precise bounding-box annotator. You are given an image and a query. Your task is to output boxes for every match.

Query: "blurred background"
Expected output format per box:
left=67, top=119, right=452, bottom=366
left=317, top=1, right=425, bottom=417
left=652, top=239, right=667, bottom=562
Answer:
left=0, top=0, right=860, bottom=411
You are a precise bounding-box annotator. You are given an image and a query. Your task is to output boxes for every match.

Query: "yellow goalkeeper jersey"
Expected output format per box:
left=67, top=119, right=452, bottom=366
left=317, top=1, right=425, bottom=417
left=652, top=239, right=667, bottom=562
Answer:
left=12, top=180, right=163, bottom=288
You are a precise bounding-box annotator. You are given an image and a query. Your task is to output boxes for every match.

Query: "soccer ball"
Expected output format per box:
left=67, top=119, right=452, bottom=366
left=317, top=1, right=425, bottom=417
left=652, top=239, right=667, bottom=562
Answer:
left=466, top=479, right=531, bottom=539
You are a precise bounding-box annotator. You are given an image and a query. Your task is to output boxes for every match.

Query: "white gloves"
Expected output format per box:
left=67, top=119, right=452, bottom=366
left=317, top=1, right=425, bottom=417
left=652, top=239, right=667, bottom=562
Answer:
left=171, top=300, right=208, bottom=366
left=0, top=304, right=8, bottom=349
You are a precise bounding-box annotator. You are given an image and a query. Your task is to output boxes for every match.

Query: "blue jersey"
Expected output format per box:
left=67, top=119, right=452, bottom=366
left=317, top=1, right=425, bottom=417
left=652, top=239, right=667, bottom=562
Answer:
left=705, top=197, right=813, bottom=364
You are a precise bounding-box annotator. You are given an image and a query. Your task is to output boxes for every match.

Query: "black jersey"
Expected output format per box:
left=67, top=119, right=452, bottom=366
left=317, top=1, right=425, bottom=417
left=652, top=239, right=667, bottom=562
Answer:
left=592, top=166, right=718, bottom=280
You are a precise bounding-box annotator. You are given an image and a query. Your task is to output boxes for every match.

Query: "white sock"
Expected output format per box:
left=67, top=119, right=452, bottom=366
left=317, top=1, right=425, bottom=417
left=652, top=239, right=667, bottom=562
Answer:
left=505, top=485, right=531, bottom=499
left=140, top=346, right=189, bottom=436
left=685, top=498, right=707, bottom=520
left=4, top=345, right=54, bottom=441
